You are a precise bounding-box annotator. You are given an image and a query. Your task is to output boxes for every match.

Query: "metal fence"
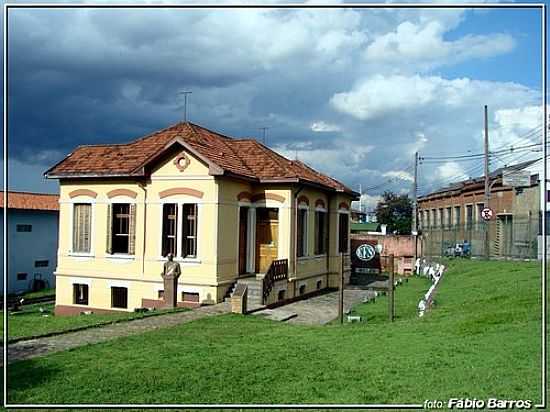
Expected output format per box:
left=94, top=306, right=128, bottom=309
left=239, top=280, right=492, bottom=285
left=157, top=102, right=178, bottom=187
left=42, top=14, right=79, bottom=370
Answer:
left=421, top=216, right=539, bottom=259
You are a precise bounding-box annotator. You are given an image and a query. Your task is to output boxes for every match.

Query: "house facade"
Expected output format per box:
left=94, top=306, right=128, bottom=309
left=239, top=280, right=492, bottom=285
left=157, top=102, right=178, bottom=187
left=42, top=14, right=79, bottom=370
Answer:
left=46, top=122, right=358, bottom=314
left=1, top=191, right=59, bottom=295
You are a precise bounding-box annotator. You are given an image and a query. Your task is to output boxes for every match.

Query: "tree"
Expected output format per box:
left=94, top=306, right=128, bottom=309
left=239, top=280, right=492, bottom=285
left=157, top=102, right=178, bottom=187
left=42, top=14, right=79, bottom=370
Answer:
left=375, top=191, right=413, bottom=235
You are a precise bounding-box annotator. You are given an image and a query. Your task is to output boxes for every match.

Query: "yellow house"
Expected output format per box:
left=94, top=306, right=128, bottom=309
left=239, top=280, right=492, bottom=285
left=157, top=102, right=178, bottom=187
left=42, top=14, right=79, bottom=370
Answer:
left=45, top=122, right=358, bottom=314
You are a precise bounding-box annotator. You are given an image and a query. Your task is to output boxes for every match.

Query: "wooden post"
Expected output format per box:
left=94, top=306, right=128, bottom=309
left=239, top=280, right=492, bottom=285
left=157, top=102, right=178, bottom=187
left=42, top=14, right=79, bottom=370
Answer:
left=388, top=254, right=395, bottom=322
left=339, top=252, right=344, bottom=324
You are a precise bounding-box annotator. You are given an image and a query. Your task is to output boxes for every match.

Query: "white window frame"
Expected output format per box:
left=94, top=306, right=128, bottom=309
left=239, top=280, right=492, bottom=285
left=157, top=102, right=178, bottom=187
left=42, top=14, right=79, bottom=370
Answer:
left=107, top=196, right=137, bottom=259
left=314, top=205, right=328, bottom=257
left=297, top=203, right=309, bottom=259
left=68, top=197, right=96, bottom=257
left=158, top=200, right=202, bottom=263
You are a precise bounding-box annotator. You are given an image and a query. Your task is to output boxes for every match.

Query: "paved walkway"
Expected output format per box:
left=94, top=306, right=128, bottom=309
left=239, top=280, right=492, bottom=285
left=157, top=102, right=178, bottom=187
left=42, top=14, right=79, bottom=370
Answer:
left=5, top=302, right=231, bottom=365
left=253, top=288, right=375, bottom=325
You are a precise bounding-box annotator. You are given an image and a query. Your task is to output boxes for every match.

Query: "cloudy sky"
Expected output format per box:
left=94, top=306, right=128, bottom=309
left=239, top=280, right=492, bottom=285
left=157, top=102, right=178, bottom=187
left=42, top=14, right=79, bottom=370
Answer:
left=3, top=2, right=544, bottom=210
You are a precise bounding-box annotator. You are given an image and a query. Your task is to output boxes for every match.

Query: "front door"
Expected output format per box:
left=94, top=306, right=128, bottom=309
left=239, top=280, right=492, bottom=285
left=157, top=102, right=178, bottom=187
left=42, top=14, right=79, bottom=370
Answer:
left=238, top=207, right=249, bottom=275
left=255, top=208, right=279, bottom=273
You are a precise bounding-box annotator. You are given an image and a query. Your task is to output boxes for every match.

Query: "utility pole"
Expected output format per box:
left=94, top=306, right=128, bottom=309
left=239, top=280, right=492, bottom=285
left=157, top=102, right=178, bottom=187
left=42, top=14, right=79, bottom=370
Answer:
left=484, top=105, right=490, bottom=260
left=412, top=151, right=419, bottom=262
left=178, top=91, right=192, bottom=122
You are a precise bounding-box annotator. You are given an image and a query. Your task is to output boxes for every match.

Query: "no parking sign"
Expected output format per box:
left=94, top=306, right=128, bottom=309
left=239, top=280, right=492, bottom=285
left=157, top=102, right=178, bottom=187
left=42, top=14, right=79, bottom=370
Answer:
left=481, top=207, right=494, bottom=221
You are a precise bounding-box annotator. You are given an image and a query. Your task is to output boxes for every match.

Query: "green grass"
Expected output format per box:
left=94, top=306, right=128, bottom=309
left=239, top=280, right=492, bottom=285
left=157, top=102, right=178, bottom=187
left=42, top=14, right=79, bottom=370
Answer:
left=6, top=287, right=56, bottom=300
left=348, top=276, right=431, bottom=324
left=6, top=260, right=543, bottom=405
left=2, top=303, right=189, bottom=342
left=20, top=288, right=56, bottom=300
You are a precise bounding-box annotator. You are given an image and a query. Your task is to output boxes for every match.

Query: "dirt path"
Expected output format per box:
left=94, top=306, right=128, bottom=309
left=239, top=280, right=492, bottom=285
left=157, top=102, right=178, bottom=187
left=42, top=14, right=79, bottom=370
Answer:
left=6, top=302, right=230, bottom=365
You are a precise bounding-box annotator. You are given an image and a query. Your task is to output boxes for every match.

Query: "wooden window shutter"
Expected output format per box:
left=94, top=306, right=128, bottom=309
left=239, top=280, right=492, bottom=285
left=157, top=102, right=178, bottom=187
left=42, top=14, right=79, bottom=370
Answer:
left=128, top=203, right=136, bottom=255
left=72, top=205, right=80, bottom=252
left=82, top=204, right=91, bottom=252
left=106, top=204, right=113, bottom=254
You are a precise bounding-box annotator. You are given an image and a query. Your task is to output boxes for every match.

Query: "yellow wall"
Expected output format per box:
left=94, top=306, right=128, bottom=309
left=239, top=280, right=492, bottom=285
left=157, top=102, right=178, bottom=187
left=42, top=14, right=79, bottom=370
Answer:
left=55, top=147, right=353, bottom=311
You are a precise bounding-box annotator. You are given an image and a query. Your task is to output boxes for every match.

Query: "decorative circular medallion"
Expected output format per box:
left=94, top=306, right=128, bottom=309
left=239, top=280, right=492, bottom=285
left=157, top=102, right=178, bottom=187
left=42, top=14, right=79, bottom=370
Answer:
left=356, top=243, right=376, bottom=262
left=174, top=153, right=191, bottom=172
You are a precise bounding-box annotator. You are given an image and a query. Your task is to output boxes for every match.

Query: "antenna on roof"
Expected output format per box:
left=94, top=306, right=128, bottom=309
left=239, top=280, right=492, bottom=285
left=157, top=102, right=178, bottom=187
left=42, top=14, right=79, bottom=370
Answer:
left=258, top=127, right=270, bottom=145
left=178, top=91, right=192, bottom=122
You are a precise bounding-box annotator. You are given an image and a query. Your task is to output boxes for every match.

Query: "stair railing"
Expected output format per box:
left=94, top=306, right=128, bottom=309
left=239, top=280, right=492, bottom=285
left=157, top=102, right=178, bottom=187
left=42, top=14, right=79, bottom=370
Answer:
left=262, top=258, right=288, bottom=304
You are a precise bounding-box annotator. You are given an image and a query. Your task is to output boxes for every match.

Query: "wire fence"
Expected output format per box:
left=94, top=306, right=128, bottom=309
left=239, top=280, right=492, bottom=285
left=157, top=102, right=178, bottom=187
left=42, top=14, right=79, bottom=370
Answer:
left=421, top=217, right=540, bottom=260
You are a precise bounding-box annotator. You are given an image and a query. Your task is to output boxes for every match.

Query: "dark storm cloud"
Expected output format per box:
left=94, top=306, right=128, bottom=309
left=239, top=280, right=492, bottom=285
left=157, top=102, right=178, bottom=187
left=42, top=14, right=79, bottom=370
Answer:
left=4, top=6, right=541, bottom=201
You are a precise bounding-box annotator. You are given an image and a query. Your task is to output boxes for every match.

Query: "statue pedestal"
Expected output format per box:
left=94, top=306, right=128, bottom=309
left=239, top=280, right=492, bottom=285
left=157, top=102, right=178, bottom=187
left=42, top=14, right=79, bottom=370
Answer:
left=163, top=275, right=178, bottom=308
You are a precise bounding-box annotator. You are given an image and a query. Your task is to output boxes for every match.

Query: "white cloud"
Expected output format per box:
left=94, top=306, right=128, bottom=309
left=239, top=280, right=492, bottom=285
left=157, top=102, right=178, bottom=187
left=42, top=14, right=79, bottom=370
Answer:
left=330, top=74, right=537, bottom=121
left=437, top=161, right=468, bottom=182
left=310, top=121, right=341, bottom=132
left=364, top=19, right=515, bottom=71
left=491, top=105, right=543, bottom=149
left=352, top=193, right=382, bottom=212
left=383, top=170, right=414, bottom=182
left=273, top=141, right=375, bottom=183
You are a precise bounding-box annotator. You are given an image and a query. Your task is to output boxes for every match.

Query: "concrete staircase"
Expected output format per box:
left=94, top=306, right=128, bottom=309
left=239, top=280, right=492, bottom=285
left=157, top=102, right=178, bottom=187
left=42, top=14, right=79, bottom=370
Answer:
left=228, top=276, right=264, bottom=311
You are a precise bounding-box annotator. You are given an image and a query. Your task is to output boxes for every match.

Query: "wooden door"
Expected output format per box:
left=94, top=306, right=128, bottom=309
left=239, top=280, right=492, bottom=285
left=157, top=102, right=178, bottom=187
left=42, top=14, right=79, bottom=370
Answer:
left=238, top=207, right=248, bottom=275
left=255, top=208, right=279, bottom=273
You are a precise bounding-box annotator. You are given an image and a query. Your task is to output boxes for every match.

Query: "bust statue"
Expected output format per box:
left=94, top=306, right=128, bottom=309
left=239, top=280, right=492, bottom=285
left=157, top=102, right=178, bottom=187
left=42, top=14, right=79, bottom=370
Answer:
left=161, top=253, right=181, bottom=308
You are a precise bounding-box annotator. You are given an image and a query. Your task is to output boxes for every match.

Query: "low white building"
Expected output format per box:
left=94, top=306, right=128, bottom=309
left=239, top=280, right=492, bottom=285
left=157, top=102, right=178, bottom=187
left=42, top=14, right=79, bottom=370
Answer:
left=1, top=191, right=59, bottom=295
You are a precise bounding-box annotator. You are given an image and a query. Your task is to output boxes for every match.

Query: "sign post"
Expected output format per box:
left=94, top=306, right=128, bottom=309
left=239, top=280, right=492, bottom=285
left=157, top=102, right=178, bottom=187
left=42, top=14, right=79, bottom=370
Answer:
left=339, top=252, right=344, bottom=324
left=388, top=254, right=395, bottom=322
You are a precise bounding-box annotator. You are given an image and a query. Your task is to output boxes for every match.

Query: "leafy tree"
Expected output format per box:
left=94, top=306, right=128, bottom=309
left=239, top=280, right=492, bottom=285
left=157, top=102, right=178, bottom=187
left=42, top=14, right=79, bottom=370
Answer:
left=375, top=191, right=412, bottom=235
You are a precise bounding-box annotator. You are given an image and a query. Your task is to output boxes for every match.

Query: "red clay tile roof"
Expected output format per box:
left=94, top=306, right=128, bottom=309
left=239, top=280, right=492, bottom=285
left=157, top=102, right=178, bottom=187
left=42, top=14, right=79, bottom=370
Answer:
left=45, top=122, right=358, bottom=196
left=0, top=191, right=59, bottom=211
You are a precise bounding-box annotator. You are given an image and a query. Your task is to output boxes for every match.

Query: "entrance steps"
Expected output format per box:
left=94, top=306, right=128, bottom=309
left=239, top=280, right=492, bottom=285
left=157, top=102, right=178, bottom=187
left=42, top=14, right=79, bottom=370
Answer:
left=224, top=276, right=265, bottom=311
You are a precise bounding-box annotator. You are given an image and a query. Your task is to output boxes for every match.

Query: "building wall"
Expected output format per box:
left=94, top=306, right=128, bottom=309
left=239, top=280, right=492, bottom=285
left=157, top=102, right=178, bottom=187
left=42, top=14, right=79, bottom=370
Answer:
left=418, top=180, right=540, bottom=258
left=54, top=147, right=354, bottom=312
left=2, top=209, right=59, bottom=295
left=55, top=149, right=221, bottom=311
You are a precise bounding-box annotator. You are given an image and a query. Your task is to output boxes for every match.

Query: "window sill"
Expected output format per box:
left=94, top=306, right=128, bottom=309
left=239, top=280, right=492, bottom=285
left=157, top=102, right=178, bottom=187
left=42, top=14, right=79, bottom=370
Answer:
left=157, top=257, right=201, bottom=264
left=68, top=253, right=94, bottom=258
left=105, top=254, right=135, bottom=260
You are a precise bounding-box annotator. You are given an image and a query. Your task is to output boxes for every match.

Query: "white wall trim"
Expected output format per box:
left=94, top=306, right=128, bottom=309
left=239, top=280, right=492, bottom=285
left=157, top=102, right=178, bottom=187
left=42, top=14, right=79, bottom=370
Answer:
left=150, top=175, right=214, bottom=181
left=107, top=280, right=131, bottom=288
left=69, top=277, right=92, bottom=286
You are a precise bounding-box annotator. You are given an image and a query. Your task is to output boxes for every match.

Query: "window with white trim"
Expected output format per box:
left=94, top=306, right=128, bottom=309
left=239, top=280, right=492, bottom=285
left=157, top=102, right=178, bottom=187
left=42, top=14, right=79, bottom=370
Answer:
left=73, top=284, right=89, bottom=305
left=182, top=204, right=198, bottom=258
left=111, top=287, right=128, bottom=309
left=107, top=203, right=136, bottom=255
left=73, top=203, right=92, bottom=253
left=297, top=208, right=308, bottom=257
left=314, top=210, right=327, bottom=255
left=338, top=213, right=349, bottom=253
left=161, top=203, right=178, bottom=257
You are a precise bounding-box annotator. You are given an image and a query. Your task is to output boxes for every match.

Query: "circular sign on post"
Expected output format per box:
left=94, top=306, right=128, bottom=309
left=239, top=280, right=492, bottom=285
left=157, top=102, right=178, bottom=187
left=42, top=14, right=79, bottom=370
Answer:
left=356, top=243, right=376, bottom=261
left=481, top=207, right=494, bottom=221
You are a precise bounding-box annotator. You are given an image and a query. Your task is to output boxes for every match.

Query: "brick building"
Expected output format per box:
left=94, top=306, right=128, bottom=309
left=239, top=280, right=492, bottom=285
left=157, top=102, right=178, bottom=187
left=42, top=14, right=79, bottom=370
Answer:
left=418, top=160, right=540, bottom=258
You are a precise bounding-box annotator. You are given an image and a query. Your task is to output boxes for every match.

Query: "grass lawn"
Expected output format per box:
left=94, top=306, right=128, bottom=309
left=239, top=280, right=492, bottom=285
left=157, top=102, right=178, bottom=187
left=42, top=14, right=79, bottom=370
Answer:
left=7, top=259, right=543, bottom=405
left=2, top=303, right=189, bottom=342
left=348, top=276, right=432, bottom=324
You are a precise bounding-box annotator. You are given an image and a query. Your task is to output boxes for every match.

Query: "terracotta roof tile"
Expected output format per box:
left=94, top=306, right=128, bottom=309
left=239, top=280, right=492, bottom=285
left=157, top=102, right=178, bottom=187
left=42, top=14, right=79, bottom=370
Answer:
left=46, top=122, right=357, bottom=196
left=0, top=191, right=59, bottom=211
